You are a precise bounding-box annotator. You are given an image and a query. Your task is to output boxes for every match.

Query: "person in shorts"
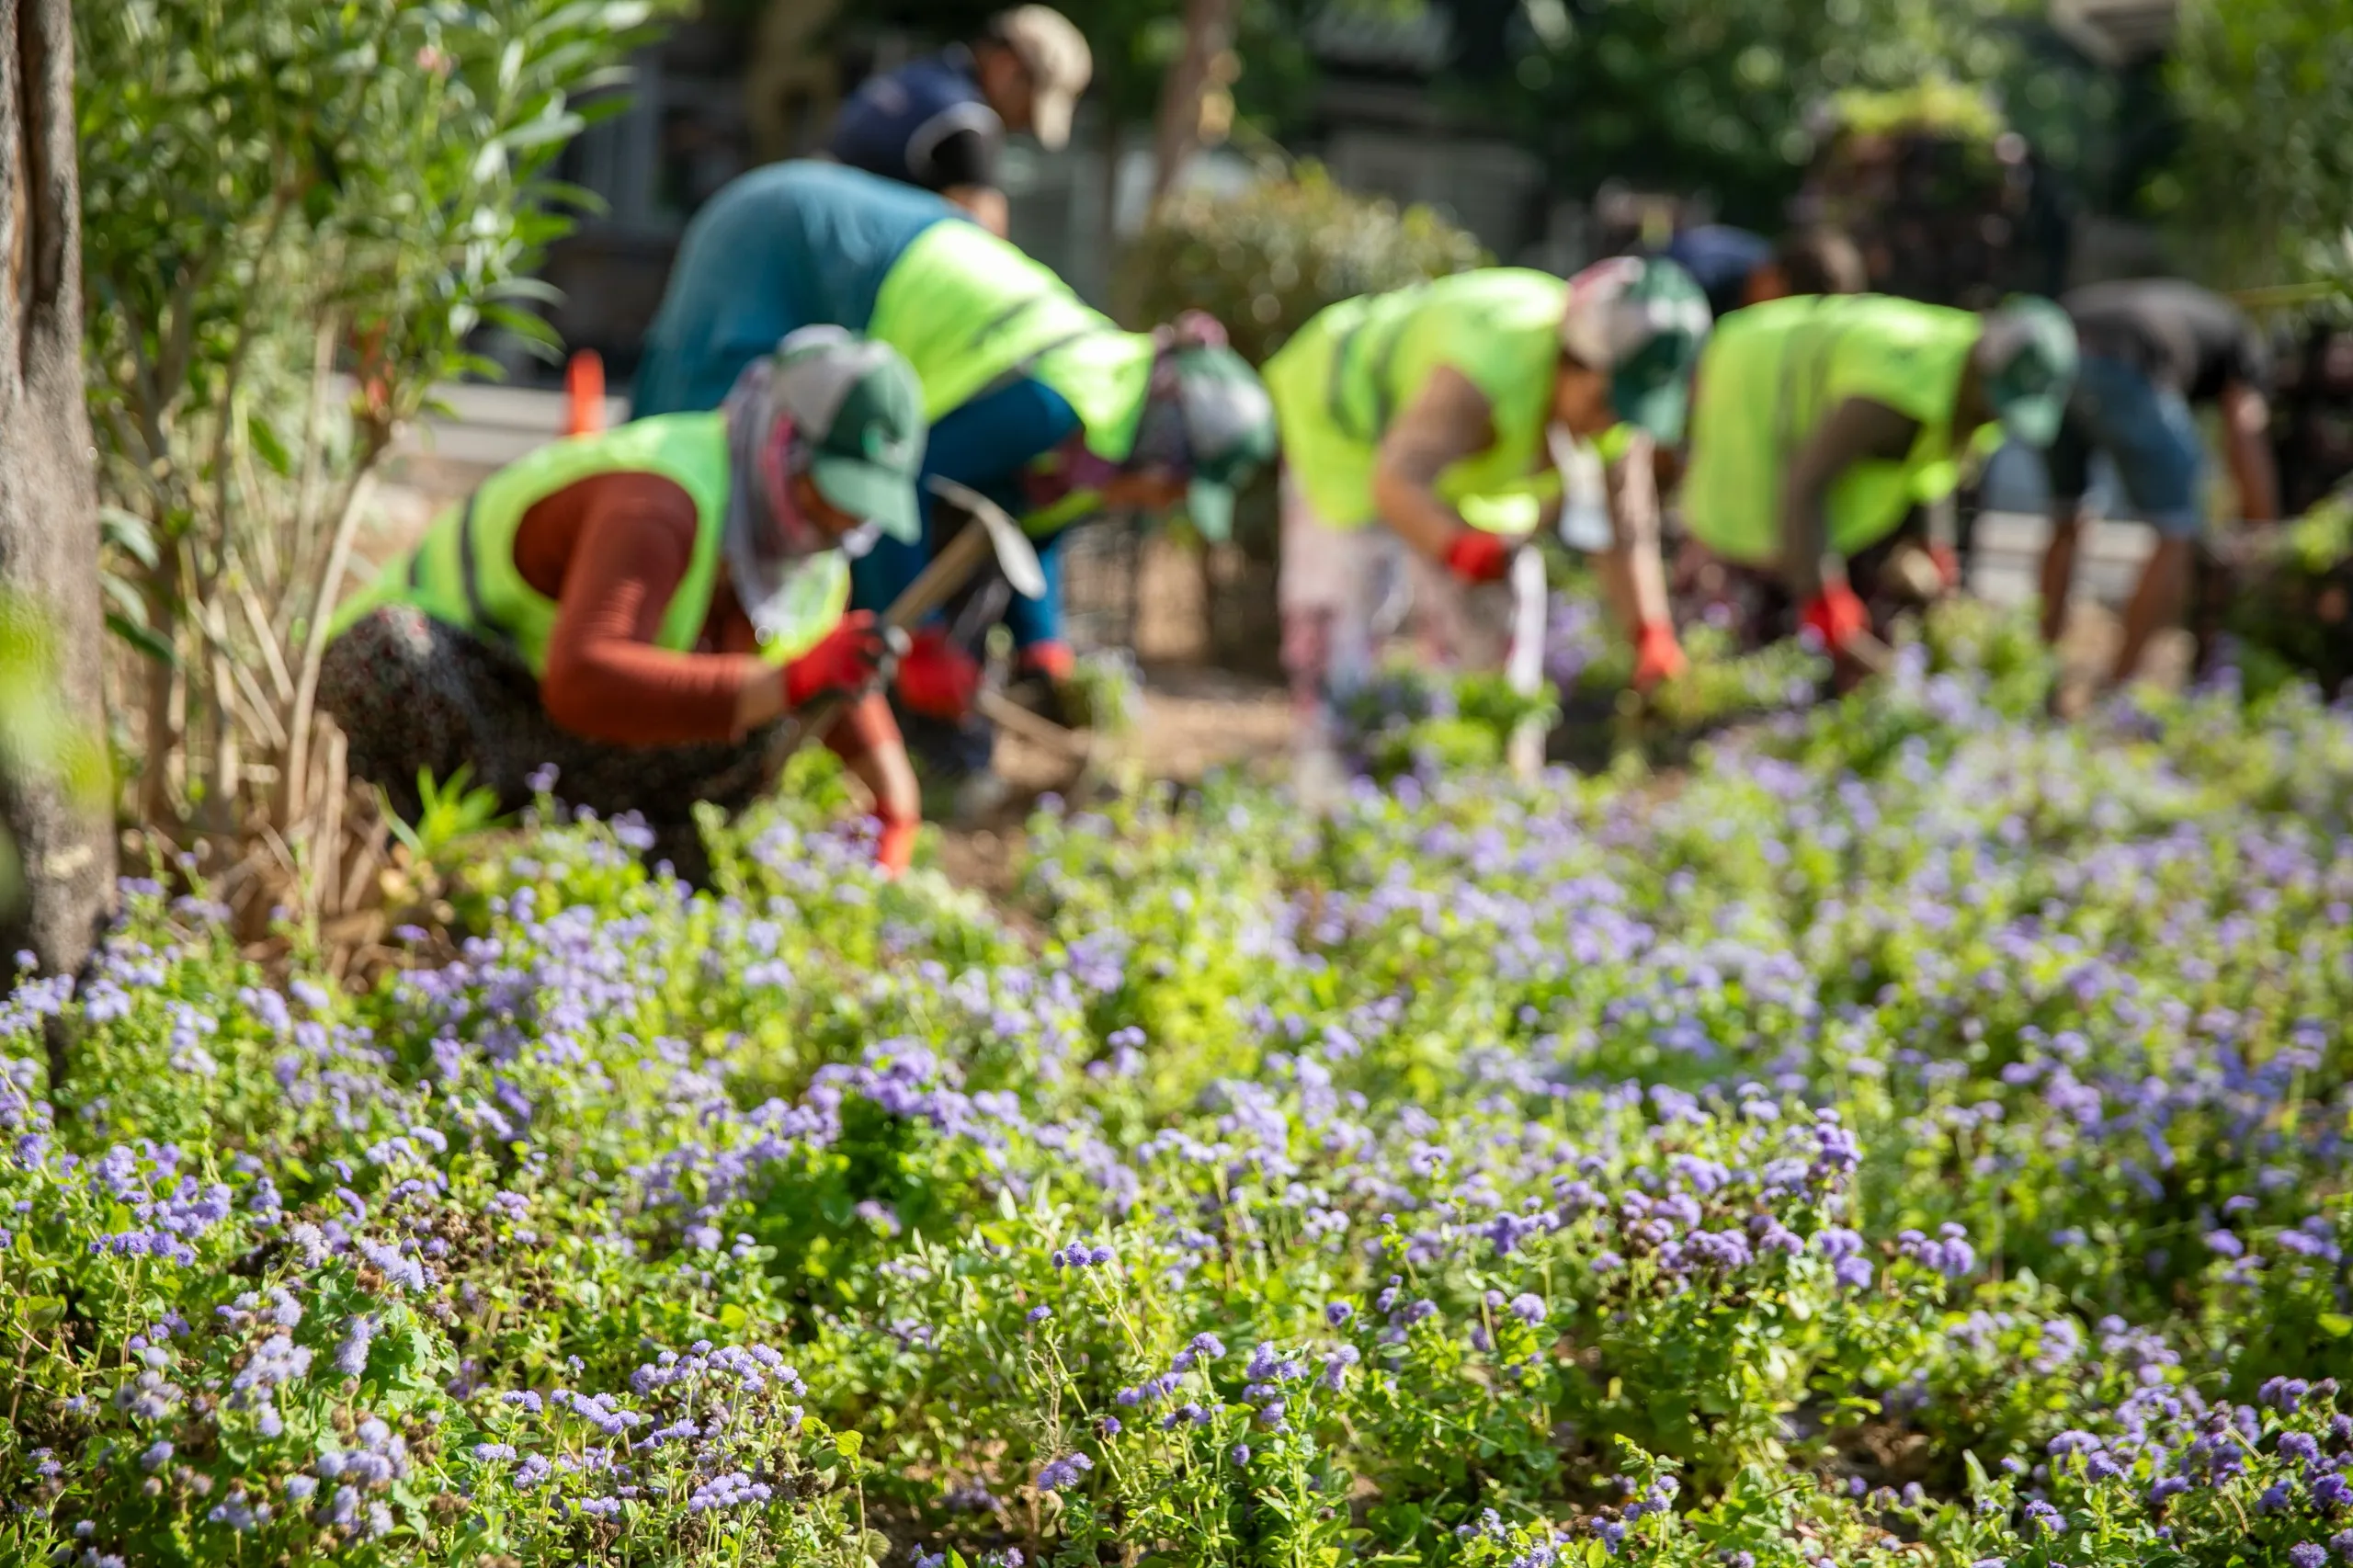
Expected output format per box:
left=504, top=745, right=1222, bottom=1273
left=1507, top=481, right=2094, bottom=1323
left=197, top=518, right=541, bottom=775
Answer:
left=2039, top=278, right=2280, bottom=687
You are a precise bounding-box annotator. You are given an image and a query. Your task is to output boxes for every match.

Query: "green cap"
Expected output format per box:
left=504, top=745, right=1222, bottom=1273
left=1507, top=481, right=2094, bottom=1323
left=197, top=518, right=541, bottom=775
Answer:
left=1168, top=343, right=1279, bottom=542
left=770, top=326, right=927, bottom=542
left=1561, top=256, right=1714, bottom=446
left=1977, top=295, right=2078, bottom=450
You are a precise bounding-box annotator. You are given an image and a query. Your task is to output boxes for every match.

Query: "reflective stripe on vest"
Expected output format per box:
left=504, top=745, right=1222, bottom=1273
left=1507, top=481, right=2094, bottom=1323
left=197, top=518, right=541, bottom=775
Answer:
left=868, top=221, right=1156, bottom=460
left=1681, top=294, right=1983, bottom=563
left=328, top=413, right=847, bottom=673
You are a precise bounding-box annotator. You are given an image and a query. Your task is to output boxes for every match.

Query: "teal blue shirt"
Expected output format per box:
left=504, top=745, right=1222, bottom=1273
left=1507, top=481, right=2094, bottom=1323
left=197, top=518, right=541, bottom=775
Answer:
left=631, top=162, right=961, bottom=417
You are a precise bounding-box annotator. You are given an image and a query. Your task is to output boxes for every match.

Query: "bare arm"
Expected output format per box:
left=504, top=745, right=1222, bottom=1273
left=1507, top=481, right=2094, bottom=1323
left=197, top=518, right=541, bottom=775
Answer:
left=1371, top=366, right=1498, bottom=562
left=942, top=184, right=1011, bottom=237
left=1603, top=429, right=1673, bottom=631
left=2218, top=378, right=2280, bottom=523
left=1779, top=396, right=1920, bottom=600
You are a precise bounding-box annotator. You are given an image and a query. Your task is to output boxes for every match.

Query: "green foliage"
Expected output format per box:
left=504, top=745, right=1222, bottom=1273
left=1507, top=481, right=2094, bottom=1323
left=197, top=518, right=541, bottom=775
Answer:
left=76, top=0, right=684, bottom=830
left=2156, top=0, right=2353, bottom=291
left=1115, top=165, right=1489, bottom=365
left=381, top=766, right=512, bottom=867
left=17, top=638, right=2353, bottom=1564
left=1481, top=0, right=2039, bottom=225
left=2222, top=492, right=2353, bottom=702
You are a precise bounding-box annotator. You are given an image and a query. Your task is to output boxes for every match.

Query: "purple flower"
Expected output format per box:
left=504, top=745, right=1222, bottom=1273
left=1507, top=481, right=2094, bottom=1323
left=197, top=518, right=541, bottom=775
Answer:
left=1035, top=1452, right=1093, bottom=1492
left=1506, top=1293, right=1547, bottom=1325
left=1230, top=1444, right=1251, bottom=1466
left=2293, top=1547, right=2327, bottom=1568
left=333, top=1315, right=377, bottom=1379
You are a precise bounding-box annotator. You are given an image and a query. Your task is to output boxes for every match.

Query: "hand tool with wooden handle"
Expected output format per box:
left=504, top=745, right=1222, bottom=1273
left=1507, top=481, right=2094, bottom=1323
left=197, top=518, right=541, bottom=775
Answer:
left=766, top=478, right=1046, bottom=767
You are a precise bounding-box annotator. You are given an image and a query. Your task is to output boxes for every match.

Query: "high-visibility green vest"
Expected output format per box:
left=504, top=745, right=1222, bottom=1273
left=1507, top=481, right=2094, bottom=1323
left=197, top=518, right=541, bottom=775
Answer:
left=330, top=414, right=849, bottom=674
left=869, top=222, right=1157, bottom=460
left=1263, top=267, right=1569, bottom=534
left=1680, top=294, right=1990, bottom=565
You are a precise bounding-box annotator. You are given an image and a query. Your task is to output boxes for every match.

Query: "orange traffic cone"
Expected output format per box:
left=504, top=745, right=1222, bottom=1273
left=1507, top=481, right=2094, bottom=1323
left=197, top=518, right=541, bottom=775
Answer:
left=564, top=350, right=606, bottom=437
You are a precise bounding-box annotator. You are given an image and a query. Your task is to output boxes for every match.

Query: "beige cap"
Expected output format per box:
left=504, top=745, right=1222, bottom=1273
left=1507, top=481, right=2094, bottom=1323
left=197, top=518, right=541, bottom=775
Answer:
left=994, top=6, right=1092, bottom=150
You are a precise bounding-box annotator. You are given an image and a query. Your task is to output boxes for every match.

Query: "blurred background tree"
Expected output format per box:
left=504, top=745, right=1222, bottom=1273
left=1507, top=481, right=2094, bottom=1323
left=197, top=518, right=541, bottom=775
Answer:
left=0, top=0, right=110, bottom=983
left=1117, top=164, right=1487, bottom=362
left=2154, top=0, right=2353, bottom=293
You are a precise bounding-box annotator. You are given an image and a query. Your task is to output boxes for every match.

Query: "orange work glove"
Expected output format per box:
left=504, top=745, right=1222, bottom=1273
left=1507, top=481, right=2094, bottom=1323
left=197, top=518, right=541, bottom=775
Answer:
left=874, top=811, right=919, bottom=875
left=1631, top=619, right=1688, bottom=691
left=1443, top=528, right=1512, bottom=585
left=1018, top=640, right=1076, bottom=682
left=784, top=611, right=891, bottom=709
left=895, top=629, right=983, bottom=722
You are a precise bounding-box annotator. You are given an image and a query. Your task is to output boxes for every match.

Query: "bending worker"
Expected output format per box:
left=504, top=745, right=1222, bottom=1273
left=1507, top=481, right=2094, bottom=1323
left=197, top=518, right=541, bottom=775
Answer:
left=1678, top=292, right=2079, bottom=667
left=1264, top=256, right=1711, bottom=783
left=861, top=306, right=1274, bottom=816
left=323, top=330, right=942, bottom=877
left=632, top=159, right=1276, bottom=808
left=827, top=6, right=1092, bottom=237
left=2038, top=278, right=2279, bottom=687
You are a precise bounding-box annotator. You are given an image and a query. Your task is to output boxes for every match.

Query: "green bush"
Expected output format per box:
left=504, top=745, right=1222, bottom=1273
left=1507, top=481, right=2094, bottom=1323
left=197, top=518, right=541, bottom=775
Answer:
left=1114, top=164, right=1490, bottom=367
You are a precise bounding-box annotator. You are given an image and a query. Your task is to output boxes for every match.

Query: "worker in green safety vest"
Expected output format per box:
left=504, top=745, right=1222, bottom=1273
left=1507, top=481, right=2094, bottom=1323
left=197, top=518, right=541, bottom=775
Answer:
left=322, top=329, right=958, bottom=879
left=1263, top=256, right=1711, bottom=787
left=1678, top=292, right=2078, bottom=663
left=632, top=160, right=1278, bottom=816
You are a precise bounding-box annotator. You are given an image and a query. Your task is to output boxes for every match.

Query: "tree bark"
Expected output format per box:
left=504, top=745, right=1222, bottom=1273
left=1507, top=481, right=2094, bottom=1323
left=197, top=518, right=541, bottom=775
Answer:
left=0, top=0, right=114, bottom=977
left=1146, top=0, right=1234, bottom=209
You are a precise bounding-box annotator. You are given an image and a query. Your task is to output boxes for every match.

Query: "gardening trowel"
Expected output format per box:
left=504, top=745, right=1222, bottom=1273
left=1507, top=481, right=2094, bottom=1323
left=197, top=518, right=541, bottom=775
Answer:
left=767, top=478, right=1046, bottom=765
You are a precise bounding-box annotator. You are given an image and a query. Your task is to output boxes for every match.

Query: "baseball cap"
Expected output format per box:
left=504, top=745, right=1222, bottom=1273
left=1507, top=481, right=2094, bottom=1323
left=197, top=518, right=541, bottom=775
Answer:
left=723, top=328, right=926, bottom=650
left=1167, top=343, right=1278, bottom=541
left=994, top=6, right=1092, bottom=151
left=1976, top=294, right=2078, bottom=450
left=1560, top=256, right=1714, bottom=445
left=771, top=325, right=926, bottom=542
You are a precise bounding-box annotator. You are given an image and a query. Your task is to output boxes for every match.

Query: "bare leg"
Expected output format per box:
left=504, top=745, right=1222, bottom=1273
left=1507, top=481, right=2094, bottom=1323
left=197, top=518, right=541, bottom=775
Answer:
left=1592, top=545, right=1639, bottom=633
left=2110, top=535, right=2191, bottom=686
left=2040, top=509, right=2082, bottom=646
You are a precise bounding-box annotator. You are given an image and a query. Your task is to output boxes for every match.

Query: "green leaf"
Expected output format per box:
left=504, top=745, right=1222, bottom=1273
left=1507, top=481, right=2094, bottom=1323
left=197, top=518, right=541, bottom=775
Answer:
left=247, top=413, right=295, bottom=477
left=106, top=610, right=176, bottom=666
left=98, top=506, right=160, bottom=568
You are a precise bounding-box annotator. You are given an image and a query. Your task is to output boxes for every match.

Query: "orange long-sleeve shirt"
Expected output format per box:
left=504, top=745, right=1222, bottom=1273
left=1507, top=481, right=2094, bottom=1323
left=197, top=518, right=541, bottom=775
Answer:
left=515, top=472, right=892, bottom=760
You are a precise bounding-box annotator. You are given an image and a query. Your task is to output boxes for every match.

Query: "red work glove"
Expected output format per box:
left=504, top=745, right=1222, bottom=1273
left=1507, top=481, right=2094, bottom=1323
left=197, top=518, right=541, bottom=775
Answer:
left=895, top=628, right=983, bottom=721
left=1444, top=528, right=1513, bottom=585
left=1800, top=583, right=1871, bottom=653
left=874, top=811, right=919, bottom=876
left=783, top=611, right=891, bottom=709
left=1018, top=640, right=1076, bottom=682
left=1928, top=543, right=1962, bottom=591
left=1631, top=619, right=1688, bottom=692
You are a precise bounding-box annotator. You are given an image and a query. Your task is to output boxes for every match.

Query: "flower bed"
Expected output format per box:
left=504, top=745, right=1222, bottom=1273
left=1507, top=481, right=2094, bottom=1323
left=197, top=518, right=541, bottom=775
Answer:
left=7, top=619, right=2353, bottom=1566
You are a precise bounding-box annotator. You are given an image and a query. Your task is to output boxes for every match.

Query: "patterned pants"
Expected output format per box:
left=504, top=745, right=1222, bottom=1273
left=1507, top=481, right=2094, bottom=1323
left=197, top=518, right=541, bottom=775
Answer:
left=318, top=606, right=782, bottom=876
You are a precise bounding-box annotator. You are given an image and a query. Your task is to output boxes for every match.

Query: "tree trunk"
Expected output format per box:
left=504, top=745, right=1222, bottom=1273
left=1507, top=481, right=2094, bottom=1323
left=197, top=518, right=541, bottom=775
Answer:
left=1146, top=0, right=1234, bottom=209
left=0, top=0, right=113, bottom=978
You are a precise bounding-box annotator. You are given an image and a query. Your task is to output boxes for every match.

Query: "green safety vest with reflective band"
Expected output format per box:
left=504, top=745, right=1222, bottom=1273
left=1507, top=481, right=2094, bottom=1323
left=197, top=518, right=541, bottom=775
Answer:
left=328, top=414, right=850, bottom=675
left=869, top=222, right=1157, bottom=460
left=1263, top=267, right=1570, bottom=534
left=1680, top=294, right=1988, bottom=565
